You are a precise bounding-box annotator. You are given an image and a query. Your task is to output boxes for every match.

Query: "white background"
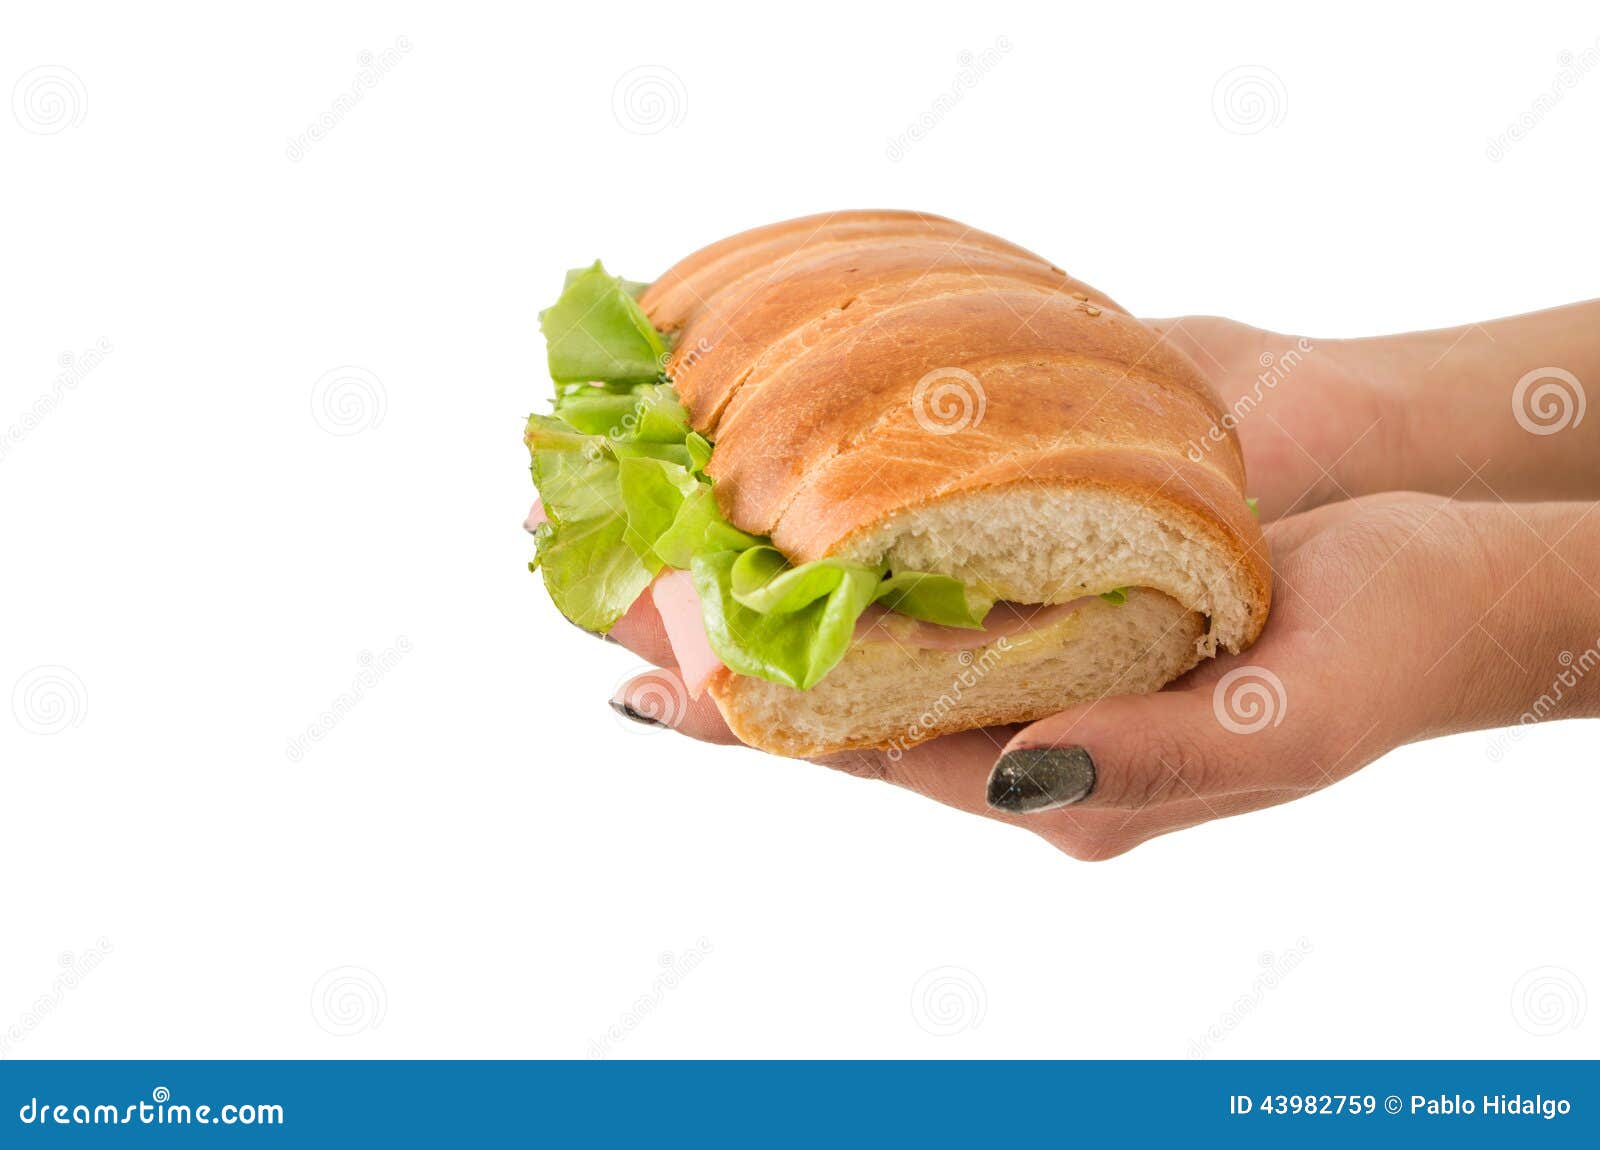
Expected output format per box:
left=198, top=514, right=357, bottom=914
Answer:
left=4, top=1, right=1596, bottom=1059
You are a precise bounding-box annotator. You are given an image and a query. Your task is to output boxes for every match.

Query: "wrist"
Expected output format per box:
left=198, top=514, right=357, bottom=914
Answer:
left=1313, top=336, right=1425, bottom=498
left=1335, top=304, right=1600, bottom=504
left=1410, top=501, right=1600, bottom=737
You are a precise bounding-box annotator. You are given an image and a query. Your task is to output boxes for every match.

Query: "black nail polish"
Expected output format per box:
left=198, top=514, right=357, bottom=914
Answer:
left=609, top=698, right=663, bottom=728
left=986, top=747, right=1096, bottom=813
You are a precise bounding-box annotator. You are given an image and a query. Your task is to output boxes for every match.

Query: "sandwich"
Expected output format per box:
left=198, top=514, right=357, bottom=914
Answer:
left=525, top=210, right=1271, bottom=758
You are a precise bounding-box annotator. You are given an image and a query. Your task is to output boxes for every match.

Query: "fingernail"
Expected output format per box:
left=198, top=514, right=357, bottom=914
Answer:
left=609, top=698, right=664, bottom=728
left=986, top=747, right=1096, bottom=813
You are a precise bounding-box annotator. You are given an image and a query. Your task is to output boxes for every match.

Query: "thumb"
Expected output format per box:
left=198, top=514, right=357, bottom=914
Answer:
left=985, top=667, right=1300, bottom=814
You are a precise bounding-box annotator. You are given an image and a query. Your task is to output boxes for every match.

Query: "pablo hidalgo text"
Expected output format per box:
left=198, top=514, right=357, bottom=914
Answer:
left=1411, top=1094, right=1571, bottom=1120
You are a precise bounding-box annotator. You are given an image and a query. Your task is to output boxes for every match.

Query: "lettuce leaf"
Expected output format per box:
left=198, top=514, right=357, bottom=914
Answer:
left=727, top=547, right=885, bottom=615
left=685, top=431, right=713, bottom=472
left=555, top=384, right=689, bottom=443
left=652, top=485, right=761, bottom=569
left=539, top=261, right=667, bottom=386
left=525, top=421, right=621, bottom=524
left=692, top=550, right=882, bottom=690
left=532, top=515, right=657, bottom=632
left=617, top=456, right=698, bottom=566
left=873, top=571, right=994, bottom=628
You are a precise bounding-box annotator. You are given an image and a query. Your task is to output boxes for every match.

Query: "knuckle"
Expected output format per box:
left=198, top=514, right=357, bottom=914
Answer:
left=1279, top=708, right=1373, bottom=789
left=1098, top=724, right=1231, bottom=808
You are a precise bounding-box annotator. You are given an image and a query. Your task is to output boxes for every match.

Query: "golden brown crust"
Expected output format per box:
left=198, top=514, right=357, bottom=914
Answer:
left=665, top=238, right=1115, bottom=431
left=702, top=291, right=1241, bottom=539
left=638, top=209, right=1056, bottom=334
left=638, top=210, right=1271, bottom=696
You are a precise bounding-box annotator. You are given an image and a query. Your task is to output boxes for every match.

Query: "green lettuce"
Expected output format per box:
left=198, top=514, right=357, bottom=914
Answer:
left=527, top=261, right=1128, bottom=689
left=532, top=515, right=657, bottom=634
left=652, top=485, right=762, bottom=568
left=539, top=261, right=668, bottom=386
left=873, top=571, right=994, bottom=628
left=617, top=457, right=698, bottom=566
left=692, top=550, right=882, bottom=690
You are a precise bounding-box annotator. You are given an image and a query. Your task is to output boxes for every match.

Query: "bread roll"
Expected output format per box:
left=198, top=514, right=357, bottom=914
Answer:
left=636, top=210, right=1270, bottom=757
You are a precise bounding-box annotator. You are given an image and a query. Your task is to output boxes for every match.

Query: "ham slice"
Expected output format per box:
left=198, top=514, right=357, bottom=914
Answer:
left=652, top=569, right=724, bottom=698
left=524, top=500, right=548, bottom=534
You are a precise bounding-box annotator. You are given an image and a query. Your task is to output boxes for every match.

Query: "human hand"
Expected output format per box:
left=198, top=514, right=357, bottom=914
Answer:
left=1145, top=315, right=1392, bottom=521
left=1149, top=300, right=1600, bottom=520
left=609, top=493, right=1600, bottom=859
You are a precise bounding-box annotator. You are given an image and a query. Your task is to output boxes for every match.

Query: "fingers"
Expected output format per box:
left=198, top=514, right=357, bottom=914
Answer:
left=986, top=676, right=1331, bottom=818
left=815, top=726, right=1021, bottom=814
left=1032, top=786, right=1317, bottom=861
left=607, top=656, right=1337, bottom=862
left=610, top=666, right=742, bottom=745
left=606, top=589, right=677, bottom=667
left=608, top=664, right=1029, bottom=807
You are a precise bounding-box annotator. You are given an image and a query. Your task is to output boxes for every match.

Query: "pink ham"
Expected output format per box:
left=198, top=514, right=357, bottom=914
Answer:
left=652, top=569, right=724, bottom=698
left=524, top=500, right=548, bottom=534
